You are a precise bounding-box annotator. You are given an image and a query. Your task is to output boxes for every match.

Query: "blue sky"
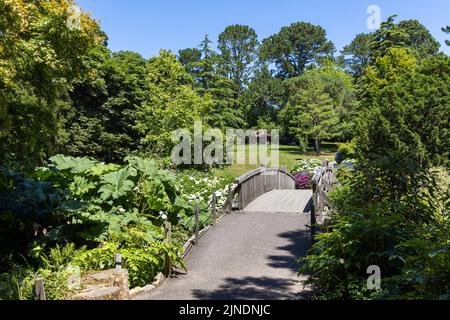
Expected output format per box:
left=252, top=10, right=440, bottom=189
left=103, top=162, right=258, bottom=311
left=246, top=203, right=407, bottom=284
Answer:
left=77, top=0, right=450, bottom=58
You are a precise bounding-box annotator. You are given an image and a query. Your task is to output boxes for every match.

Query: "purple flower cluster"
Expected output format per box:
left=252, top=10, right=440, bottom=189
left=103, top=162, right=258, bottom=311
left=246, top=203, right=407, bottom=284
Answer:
left=294, top=172, right=311, bottom=190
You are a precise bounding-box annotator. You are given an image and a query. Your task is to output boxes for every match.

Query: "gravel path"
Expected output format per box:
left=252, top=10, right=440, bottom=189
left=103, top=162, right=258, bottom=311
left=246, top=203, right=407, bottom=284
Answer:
left=135, top=210, right=312, bottom=300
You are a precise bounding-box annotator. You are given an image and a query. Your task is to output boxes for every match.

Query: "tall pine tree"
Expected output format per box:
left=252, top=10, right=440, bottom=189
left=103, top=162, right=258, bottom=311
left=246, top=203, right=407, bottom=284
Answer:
left=193, top=35, right=246, bottom=129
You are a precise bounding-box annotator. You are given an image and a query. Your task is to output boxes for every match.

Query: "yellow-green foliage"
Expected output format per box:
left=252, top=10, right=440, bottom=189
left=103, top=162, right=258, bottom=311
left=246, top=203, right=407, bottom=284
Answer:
left=136, top=50, right=205, bottom=157
left=0, top=0, right=102, bottom=167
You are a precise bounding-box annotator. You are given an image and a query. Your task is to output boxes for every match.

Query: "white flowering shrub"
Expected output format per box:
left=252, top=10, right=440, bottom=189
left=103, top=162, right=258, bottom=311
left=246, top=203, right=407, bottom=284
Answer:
left=177, top=171, right=232, bottom=205
left=176, top=170, right=235, bottom=232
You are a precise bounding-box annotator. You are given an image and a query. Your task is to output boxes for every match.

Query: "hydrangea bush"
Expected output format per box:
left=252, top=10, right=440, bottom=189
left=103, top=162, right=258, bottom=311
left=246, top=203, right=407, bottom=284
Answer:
left=291, top=159, right=322, bottom=175
left=337, top=159, right=357, bottom=170
left=291, top=159, right=323, bottom=189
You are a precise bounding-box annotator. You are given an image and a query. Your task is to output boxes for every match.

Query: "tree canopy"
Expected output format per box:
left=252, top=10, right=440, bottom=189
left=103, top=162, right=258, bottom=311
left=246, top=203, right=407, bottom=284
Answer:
left=370, top=16, right=440, bottom=60
left=259, top=22, right=335, bottom=78
left=136, top=50, right=204, bottom=157
left=2, top=9, right=447, bottom=168
left=66, top=50, right=147, bottom=163
left=0, top=0, right=102, bottom=169
left=281, top=64, right=354, bottom=152
left=358, top=54, right=450, bottom=170
left=342, top=33, right=373, bottom=78
left=218, top=25, right=259, bottom=92
left=443, top=26, right=450, bottom=46
left=239, top=65, right=284, bottom=129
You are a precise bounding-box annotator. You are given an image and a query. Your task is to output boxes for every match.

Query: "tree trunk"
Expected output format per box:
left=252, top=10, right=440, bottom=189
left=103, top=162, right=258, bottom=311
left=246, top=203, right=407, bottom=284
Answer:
left=314, top=138, right=320, bottom=156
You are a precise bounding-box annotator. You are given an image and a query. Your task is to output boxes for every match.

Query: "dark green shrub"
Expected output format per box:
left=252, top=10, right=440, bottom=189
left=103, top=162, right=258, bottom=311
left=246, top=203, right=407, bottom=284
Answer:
left=336, top=141, right=357, bottom=163
left=0, top=266, right=35, bottom=300
left=301, top=167, right=449, bottom=300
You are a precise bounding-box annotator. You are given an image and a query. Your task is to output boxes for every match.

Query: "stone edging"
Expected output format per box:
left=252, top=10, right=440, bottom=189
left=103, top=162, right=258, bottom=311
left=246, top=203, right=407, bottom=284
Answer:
left=129, top=272, right=165, bottom=298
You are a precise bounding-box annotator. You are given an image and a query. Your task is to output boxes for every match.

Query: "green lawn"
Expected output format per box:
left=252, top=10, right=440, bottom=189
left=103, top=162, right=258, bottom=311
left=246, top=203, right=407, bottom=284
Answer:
left=214, top=143, right=338, bottom=179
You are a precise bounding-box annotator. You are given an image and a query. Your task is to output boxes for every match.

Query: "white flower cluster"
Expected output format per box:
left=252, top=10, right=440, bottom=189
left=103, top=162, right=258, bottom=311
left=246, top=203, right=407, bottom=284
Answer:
left=209, top=183, right=238, bottom=208
left=188, top=176, right=220, bottom=187
left=159, top=211, right=168, bottom=220
left=179, top=173, right=237, bottom=210
left=181, top=175, right=227, bottom=205
left=186, top=194, right=205, bottom=202
left=292, top=159, right=322, bottom=175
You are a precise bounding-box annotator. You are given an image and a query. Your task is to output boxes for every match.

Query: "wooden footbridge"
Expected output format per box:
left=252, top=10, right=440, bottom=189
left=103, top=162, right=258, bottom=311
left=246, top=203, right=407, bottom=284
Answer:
left=225, top=162, right=338, bottom=225
left=137, top=162, right=338, bottom=300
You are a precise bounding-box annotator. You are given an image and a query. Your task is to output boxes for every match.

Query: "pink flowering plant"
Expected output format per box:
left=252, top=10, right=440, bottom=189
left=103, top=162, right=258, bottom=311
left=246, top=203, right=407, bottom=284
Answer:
left=294, top=172, right=311, bottom=189
left=291, top=159, right=322, bottom=189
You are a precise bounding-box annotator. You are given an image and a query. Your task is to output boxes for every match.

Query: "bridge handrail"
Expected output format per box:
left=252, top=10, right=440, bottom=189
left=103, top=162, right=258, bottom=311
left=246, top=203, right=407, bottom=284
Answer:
left=223, top=167, right=296, bottom=211
left=235, top=167, right=295, bottom=185
left=311, top=161, right=340, bottom=228
left=311, top=167, right=335, bottom=186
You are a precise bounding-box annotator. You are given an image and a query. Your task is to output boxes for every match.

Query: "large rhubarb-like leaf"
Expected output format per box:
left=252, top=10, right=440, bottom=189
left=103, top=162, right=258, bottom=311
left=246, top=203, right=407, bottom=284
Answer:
left=98, top=166, right=137, bottom=200
left=50, top=155, right=99, bottom=173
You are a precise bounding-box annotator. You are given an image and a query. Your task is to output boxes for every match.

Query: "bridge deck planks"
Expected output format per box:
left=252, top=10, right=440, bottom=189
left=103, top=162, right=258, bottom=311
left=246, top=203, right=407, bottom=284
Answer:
left=242, top=190, right=313, bottom=214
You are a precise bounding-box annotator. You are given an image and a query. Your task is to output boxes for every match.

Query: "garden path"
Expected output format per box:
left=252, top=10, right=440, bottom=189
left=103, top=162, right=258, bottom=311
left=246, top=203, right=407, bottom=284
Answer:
left=135, top=195, right=312, bottom=300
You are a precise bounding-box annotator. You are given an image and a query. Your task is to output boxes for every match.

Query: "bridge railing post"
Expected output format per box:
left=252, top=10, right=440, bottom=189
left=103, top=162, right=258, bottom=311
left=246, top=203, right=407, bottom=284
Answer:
left=227, top=184, right=233, bottom=214
left=310, top=200, right=317, bottom=242
left=211, top=193, right=217, bottom=227
left=34, top=276, right=46, bottom=300
left=310, top=160, right=340, bottom=242
left=194, top=204, right=200, bottom=245
left=277, top=168, right=281, bottom=190
left=163, top=221, right=172, bottom=277
left=311, top=179, right=318, bottom=240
